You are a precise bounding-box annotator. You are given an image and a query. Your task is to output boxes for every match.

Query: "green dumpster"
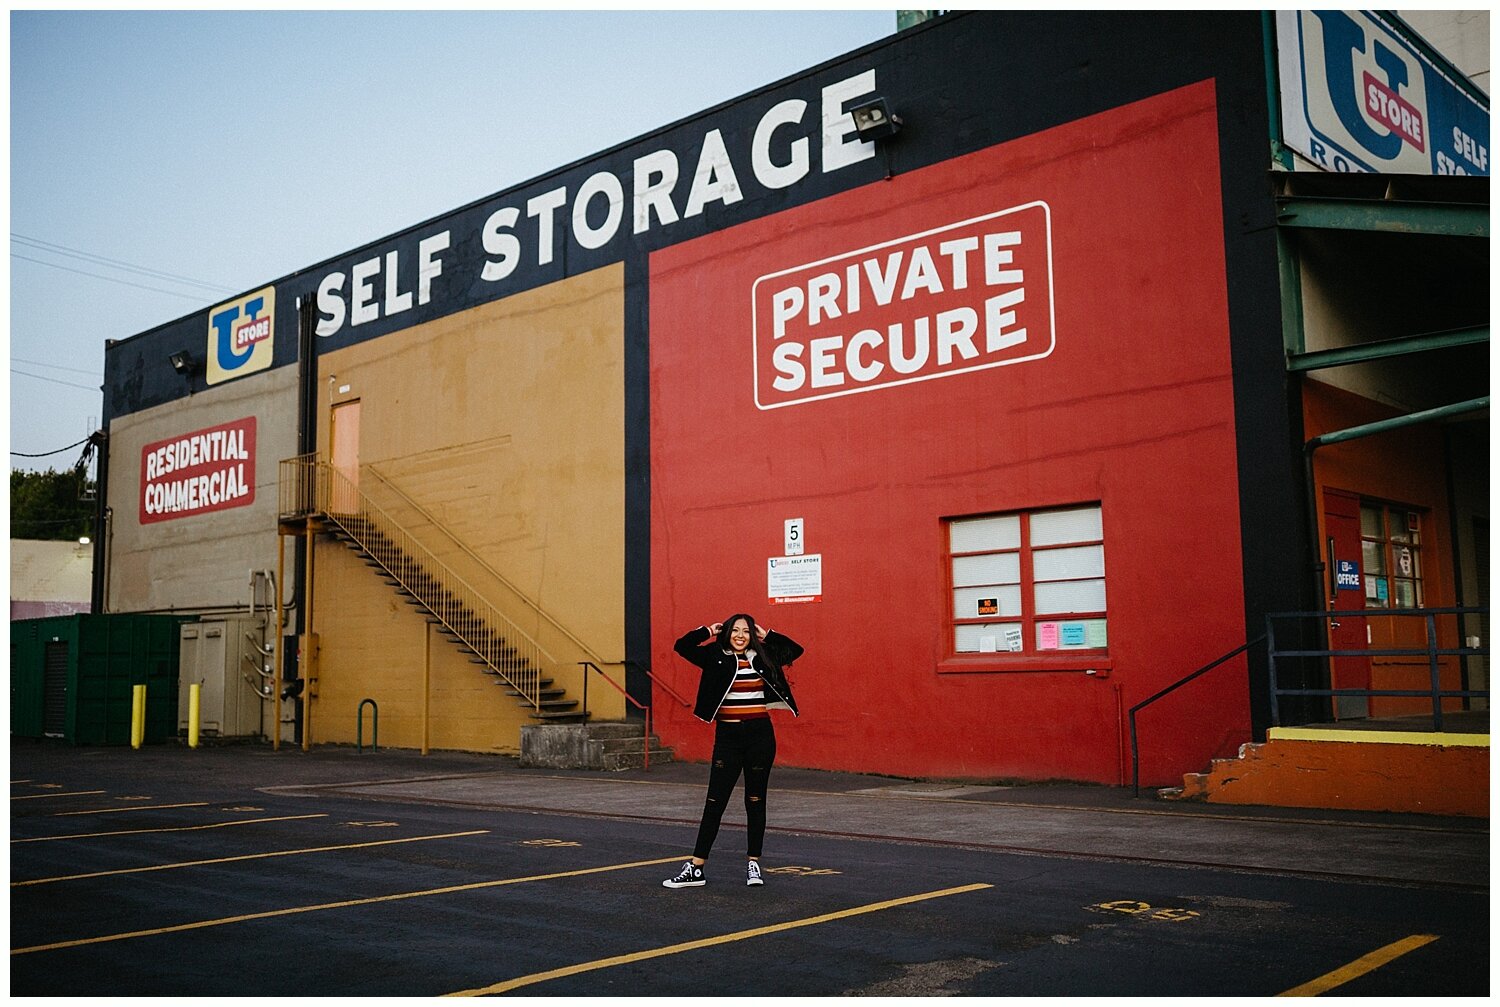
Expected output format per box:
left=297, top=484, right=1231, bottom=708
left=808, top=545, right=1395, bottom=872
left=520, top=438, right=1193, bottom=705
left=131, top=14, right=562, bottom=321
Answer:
left=10, top=614, right=192, bottom=745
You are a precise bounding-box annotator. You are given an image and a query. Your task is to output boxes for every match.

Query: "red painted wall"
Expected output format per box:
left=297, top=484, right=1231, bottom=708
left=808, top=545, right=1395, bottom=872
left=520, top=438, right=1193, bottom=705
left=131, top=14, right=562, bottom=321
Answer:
left=649, top=81, right=1249, bottom=785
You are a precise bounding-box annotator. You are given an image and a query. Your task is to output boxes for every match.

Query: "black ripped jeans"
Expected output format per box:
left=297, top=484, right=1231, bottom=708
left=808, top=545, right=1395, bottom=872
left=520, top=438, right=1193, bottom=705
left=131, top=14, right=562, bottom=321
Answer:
left=692, top=718, right=777, bottom=859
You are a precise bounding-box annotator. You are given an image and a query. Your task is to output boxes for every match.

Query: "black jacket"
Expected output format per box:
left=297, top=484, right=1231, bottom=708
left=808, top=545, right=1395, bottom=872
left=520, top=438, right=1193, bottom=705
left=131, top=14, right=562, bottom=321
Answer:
left=673, top=625, right=804, bottom=723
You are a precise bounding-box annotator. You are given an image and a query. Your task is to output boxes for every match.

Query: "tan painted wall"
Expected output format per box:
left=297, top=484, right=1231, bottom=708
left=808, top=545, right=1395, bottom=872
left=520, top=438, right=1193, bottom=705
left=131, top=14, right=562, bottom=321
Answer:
left=106, top=365, right=296, bottom=614
left=308, top=263, right=627, bottom=751
left=308, top=543, right=541, bottom=752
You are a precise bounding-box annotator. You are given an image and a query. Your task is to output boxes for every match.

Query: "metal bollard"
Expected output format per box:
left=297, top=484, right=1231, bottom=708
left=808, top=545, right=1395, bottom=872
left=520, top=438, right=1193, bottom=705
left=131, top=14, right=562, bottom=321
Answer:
left=131, top=684, right=147, bottom=750
left=188, top=683, right=202, bottom=749
left=357, top=699, right=378, bottom=753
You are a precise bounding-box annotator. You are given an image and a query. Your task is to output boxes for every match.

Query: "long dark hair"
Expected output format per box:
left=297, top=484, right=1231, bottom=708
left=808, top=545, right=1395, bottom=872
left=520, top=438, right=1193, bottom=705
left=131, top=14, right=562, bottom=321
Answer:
left=717, top=613, right=781, bottom=677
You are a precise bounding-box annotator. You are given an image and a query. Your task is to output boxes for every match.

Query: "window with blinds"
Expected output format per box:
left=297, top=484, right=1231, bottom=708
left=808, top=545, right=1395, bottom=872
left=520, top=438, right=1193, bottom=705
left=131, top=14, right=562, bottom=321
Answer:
left=947, top=503, right=1107, bottom=657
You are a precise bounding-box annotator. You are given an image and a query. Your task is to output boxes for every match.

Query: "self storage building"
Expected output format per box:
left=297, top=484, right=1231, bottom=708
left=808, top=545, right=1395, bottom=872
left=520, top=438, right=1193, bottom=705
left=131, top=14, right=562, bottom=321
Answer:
left=93, top=11, right=1488, bottom=786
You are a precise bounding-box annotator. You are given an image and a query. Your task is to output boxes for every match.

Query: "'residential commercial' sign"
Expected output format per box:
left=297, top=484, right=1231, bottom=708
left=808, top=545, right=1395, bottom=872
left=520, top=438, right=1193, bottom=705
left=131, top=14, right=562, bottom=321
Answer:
left=1277, top=10, right=1489, bottom=176
left=139, top=417, right=257, bottom=524
left=751, top=202, right=1055, bottom=409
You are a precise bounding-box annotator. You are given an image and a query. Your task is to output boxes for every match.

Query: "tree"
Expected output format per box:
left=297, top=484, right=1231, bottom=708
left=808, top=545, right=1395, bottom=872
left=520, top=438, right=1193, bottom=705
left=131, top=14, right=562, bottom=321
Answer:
left=10, top=468, right=96, bottom=541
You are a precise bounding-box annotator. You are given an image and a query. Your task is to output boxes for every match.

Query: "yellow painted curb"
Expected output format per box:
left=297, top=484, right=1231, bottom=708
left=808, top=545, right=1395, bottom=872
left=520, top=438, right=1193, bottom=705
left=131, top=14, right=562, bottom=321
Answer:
left=1267, top=727, right=1489, bottom=748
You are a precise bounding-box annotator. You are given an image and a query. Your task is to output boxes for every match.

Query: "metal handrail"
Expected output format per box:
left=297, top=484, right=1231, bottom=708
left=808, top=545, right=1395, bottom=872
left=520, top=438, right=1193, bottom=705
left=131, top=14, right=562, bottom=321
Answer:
left=1129, top=637, right=1265, bottom=797
left=1268, top=606, right=1488, bottom=732
left=623, top=659, right=694, bottom=711
left=578, top=661, right=655, bottom=769
left=278, top=453, right=321, bottom=520
left=280, top=456, right=556, bottom=710
left=363, top=463, right=614, bottom=668
left=1131, top=606, right=1489, bottom=797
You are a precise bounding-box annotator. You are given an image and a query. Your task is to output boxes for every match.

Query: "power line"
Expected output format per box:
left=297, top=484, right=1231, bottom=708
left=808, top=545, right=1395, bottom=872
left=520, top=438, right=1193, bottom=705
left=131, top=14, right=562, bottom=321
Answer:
left=11, top=253, right=214, bottom=301
left=11, top=233, right=230, bottom=293
left=11, top=368, right=100, bottom=392
left=11, top=435, right=94, bottom=458
left=12, top=357, right=101, bottom=377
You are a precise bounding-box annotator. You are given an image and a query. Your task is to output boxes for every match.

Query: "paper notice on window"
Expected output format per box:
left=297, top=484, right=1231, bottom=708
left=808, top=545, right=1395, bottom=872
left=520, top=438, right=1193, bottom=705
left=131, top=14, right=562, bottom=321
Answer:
left=1004, top=627, right=1024, bottom=652
left=1085, top=621, right=1108, bottom=648
left=1038, top=622, right=1060, bottom=650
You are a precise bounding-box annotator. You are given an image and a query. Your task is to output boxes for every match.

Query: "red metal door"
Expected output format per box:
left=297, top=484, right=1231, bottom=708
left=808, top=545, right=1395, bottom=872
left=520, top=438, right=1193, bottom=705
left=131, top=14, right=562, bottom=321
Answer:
left=1324, top=489, right=1370, bottom=719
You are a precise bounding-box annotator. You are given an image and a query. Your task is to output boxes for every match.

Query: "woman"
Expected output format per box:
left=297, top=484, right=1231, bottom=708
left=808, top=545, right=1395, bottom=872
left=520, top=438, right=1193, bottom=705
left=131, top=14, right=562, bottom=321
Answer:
left=662, top=613, right=803, bottom=889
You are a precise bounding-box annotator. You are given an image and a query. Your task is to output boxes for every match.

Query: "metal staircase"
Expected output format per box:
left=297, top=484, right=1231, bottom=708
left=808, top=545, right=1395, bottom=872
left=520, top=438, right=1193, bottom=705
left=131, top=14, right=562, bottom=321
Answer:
left=278, top=455, right=583, bottom=721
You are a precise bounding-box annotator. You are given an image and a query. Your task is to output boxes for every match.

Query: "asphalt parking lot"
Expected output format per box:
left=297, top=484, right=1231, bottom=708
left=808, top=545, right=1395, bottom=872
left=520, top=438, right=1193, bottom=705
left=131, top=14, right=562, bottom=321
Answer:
left=8, top=739, right=1489, bottom=996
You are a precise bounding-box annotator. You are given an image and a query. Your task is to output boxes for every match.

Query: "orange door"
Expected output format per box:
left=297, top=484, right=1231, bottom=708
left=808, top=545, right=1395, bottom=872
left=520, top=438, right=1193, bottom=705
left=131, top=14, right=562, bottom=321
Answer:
left=329, top=400, right=361, bottom=514
left=1324, top=488, right=1370, bottom=719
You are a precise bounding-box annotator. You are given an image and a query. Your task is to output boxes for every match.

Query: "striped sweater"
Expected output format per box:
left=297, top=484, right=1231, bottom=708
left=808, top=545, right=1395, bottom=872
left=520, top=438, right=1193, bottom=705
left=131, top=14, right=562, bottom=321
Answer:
left=717, top=652, right=770, bottom=721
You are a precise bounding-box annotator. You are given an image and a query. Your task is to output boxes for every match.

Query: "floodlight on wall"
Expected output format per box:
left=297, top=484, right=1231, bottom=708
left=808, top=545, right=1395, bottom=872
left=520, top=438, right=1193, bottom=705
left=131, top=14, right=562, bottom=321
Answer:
left=169, top=350, right=199, bottom=377
left=850, top=97, right=903, bottom=142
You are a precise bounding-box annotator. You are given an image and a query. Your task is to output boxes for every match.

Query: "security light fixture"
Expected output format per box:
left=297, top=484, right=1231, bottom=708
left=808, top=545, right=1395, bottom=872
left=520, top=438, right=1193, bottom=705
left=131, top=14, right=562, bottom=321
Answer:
left=851, top=97, right=903, bottom=142
left=169, top=350, right=198, bottom=376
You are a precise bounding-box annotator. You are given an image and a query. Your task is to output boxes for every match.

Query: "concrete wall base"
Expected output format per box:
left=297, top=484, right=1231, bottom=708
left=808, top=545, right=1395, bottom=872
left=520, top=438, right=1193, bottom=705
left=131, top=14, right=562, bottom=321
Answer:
left=519, top=724, right=593, bottom=769
left=1162, top=732, right=1489, bottom=817
left=519, top=721, right=673, bottom=771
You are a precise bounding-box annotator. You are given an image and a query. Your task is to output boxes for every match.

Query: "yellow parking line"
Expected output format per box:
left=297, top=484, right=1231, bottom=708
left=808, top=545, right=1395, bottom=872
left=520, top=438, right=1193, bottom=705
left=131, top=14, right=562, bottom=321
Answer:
left=11, top=814, right=327, bottom=844
left=14, top=830, right=491, bottom=886
left=447, top=883, right=995, bottom=996
left=12, top=790, right=106, bottom=800
left=12, top=856, right=682, bottom=955
left=54, top=802, right=210, bottom=817
left=1278, top=934, right=1440, bottom=996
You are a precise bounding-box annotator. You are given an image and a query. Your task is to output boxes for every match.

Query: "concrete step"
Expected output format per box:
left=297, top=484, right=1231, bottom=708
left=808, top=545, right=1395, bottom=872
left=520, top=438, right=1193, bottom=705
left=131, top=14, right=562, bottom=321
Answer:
left=520, top=721, right=673, bottom=769
left=600, top=746, right=675, bottom=771
left=585, top=721, right=656, bottom=740
left=1158, top=731, right=1487, bottom=816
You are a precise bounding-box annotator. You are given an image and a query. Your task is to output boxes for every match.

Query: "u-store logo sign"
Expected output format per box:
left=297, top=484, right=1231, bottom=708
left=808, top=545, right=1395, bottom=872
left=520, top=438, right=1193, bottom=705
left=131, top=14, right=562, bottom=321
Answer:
left=751, top=202, right=1055, bottom=410
left=207, top=286, right=276, bottom=385
left=1279, top=10, right=1490, bottom=176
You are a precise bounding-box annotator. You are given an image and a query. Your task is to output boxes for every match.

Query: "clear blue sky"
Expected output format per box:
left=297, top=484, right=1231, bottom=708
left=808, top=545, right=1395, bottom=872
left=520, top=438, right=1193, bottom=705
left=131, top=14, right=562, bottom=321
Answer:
left=8, top=10, right=895, bottom=472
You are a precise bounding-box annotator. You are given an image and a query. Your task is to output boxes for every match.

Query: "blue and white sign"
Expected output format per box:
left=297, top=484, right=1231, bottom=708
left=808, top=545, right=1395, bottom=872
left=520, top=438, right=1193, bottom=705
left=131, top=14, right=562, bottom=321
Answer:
left=1277, top=11, right=1489, bottom=176
left=1335, top=559, right=1361, bottom=591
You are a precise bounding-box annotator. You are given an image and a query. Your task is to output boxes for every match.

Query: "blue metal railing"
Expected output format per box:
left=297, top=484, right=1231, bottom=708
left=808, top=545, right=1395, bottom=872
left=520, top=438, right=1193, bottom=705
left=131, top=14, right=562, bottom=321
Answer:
left=1130, top=606, right=1488, bottom=796
left=1267, top=606, right=1488, bottom=731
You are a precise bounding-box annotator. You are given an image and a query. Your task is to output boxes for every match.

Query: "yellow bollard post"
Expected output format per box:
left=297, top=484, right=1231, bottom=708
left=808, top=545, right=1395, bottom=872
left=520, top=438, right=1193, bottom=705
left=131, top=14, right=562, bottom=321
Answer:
left=131, top=684, right=146, bottom=750
left=188, top=683, right=202, bottom=749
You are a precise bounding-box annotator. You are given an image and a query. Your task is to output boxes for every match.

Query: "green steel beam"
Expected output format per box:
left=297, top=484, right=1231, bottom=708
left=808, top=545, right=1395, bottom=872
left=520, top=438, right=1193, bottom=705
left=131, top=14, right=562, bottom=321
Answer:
left=1307, top=396, right=1489, bottom=450
left=1277, top=228, right=1307, bottom=356
left=1276, top=198, right=1488, bottom=237
left=1287, top=326, right=1489, bottom=372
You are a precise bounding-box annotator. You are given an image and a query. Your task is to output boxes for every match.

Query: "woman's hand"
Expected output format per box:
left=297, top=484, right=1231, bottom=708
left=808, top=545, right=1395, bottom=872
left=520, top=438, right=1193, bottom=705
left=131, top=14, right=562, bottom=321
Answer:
left=755, top=625, right=768, bottom=641
left=707, top=623, right=723, bottom=636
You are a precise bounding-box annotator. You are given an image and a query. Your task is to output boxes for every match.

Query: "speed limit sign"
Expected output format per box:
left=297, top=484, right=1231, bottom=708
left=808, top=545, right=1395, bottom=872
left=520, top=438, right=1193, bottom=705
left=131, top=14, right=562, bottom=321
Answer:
left=785, top=518, right=805, bottom=556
